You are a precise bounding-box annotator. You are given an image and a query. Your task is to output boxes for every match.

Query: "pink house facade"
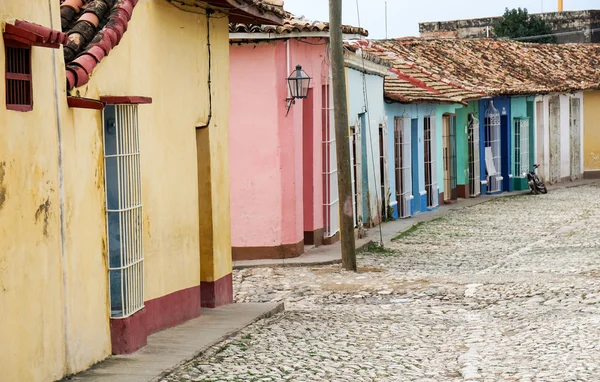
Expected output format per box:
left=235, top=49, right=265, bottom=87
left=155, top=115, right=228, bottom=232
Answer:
left=229, top=17, right=367, bottom=260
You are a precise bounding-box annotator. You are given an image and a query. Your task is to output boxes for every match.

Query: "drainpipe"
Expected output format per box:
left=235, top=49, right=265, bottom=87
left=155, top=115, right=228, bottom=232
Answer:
left=48, top=0, right=70, bottom=372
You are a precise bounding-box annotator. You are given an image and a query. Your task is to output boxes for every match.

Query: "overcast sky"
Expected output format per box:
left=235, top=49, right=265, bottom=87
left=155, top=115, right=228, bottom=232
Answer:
left=282, top=0, right=599, bottom=38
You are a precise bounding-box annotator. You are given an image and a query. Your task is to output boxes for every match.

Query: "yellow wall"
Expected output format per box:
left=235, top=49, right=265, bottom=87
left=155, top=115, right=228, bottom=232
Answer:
left=197, top=11, right=232, bottom=283
left=79, top=0, right=211, bottom=303
left=583, top=90, right=600, bottom=172
left=1, top=2, right=73, bottom=381
left=0, top=0, right=232, bottom=380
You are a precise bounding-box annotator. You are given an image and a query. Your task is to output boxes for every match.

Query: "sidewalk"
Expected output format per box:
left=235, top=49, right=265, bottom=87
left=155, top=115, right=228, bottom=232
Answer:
left=63, top=303, right=284, bottom=382
left=233, top=179, right=598, bottom=269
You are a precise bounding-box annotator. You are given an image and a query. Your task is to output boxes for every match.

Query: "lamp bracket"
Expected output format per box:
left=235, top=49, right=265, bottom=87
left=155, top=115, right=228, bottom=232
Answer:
left=285, top=98, right=296, bottom=117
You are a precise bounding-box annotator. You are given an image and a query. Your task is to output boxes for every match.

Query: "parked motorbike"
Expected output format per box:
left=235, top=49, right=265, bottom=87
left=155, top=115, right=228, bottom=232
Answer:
left=523, top=164, right=548, bottom=194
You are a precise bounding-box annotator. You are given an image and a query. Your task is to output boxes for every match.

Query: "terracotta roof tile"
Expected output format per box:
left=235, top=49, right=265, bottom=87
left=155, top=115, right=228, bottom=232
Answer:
left=375, top=37, right=600, bottom=96
left=230, top=13, right=368, bottom=37
left=60, top=0, right=138, bottom=90
left=244, top=0, right=286, bottom=18
left=345, top=40, right=481, bottom=104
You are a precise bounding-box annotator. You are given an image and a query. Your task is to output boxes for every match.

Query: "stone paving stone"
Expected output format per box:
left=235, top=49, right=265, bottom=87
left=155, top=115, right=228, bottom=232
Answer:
left=163, top=185, right=600, bottom=382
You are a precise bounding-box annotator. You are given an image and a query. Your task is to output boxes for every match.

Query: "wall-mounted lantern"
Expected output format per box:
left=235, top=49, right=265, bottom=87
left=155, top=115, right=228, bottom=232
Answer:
left=286, top=65, right=311, bottom=116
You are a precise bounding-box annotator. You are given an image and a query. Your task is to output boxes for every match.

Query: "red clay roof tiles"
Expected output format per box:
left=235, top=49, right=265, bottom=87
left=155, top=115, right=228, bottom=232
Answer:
left=60, top=0, right=137, bottom=90
left=230, top=13, right=368, bottom=37
left=345, top=40, right=482, bottom=104
left=375, top=37, right=600, bottom=96
left=60, top=0, right=283, bottom=90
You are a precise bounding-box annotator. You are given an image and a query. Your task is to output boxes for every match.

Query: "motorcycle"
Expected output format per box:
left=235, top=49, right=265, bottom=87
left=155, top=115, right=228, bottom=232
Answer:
left=523, top=164, right=548, bottom=194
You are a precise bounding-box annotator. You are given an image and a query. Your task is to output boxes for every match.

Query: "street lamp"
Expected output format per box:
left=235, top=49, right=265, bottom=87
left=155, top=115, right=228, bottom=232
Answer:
left=286, top=65, right=311, bottom=116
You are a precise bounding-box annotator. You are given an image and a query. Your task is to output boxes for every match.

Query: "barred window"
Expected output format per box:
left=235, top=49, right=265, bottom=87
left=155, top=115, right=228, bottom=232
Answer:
left=5, top=43, right=33, bottom=111
left=103, top=104, right=144, bottom=319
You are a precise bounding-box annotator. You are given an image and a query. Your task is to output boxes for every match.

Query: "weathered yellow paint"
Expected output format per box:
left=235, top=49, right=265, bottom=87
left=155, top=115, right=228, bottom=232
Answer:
left=583, top=91, right=600, bottom=171
left=79, top=0, right=211, bottom=302
left=1, top=2, right=75, bottom=381
left=197, top=13, right=232, bottom=282
left=0, top=0, right=233, bottom=380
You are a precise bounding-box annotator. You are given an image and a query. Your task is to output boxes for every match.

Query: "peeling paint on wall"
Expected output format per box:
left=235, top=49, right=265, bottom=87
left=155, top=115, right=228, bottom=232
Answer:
left=34, top=198, right=51, bottom=237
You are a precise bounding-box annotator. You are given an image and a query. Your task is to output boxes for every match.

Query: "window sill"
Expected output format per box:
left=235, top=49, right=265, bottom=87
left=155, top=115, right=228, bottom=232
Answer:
left=6, top=104, right=33, bottom=112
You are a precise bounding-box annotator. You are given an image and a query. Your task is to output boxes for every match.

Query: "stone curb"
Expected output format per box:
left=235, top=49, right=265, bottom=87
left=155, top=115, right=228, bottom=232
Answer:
left=151, top=303, right=285, bottom=382
left=232, top=241, right=377, bottom=270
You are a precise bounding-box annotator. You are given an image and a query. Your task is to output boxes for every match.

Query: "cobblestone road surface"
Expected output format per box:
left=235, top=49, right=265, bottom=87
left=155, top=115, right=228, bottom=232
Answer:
left=164, top=184, right=600, bottom=382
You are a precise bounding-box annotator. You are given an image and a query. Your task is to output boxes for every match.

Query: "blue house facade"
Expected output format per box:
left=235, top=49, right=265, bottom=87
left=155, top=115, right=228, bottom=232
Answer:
left=384, top=103, right=442, bottom=219
left=346, top=64, right=388, bottom=228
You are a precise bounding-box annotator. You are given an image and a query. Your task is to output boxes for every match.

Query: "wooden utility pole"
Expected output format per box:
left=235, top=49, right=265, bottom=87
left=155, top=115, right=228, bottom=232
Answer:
left=329, top=0, right=357, bottom=271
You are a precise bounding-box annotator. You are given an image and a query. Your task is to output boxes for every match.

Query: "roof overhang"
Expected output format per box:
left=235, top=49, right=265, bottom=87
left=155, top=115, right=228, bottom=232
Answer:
left=344, top=52, right=391, bottom=77
left=182, top=0, right=284, bottom=25
left=230, top=32, right=365, bottom=41
left=384, top=95, right=468, bottom=106
left=3, top=21, right=69, bottom=49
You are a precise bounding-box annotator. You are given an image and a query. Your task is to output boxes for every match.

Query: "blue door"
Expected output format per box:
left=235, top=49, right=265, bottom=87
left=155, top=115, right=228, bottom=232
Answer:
left=411, top=119, right=420, bottom=214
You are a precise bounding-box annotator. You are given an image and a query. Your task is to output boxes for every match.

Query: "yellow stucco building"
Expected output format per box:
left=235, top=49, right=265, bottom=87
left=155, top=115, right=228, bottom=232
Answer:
left=0, top=0, right=283, bottom=381
left=583, top=90, right=600, bottom=179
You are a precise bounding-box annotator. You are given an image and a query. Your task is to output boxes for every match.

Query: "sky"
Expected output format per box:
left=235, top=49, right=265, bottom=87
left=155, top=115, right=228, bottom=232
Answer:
left=281, top=0, right=599, bottom=38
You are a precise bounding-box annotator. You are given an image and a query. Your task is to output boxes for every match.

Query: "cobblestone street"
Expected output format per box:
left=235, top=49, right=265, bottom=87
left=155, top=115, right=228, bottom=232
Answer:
left=164, top=184, right=600, bottom=382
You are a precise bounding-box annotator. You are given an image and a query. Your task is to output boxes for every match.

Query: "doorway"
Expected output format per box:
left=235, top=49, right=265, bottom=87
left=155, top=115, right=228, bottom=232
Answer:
left=394, top=116, right=412, bottom=218
left=535, top=101, right=545, bottom=176
left=442, top=114, right=457, bottom=202
left=378, top=123, right=388, bottom=220
left=468, top=113, right=481, bottom=197
left=424, top=115, right=438, bottom=208
left=411, top=119, right=420, bottom=214
left=484, top=101, right=502, bottom=193
left=569, top=97, right=581, bottom=180
left=349, top=119, right=363, bottom=227
left=549, top=96, right=561, bottom=183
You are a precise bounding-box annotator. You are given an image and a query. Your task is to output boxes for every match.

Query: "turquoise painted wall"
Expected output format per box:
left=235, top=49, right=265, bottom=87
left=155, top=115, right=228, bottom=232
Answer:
left=455, top=101, right=479, bottom=187
left=510, top=96, right=533, bottom=190
left=511, top=97, right=528, bottom=175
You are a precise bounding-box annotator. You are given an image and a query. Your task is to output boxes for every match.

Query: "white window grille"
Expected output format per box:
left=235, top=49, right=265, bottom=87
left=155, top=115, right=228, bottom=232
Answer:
left=424, top=113, right=438, bottom=208
left=549, top=96, right=561, bottom=184
left=349, top=126, right=358, bottom=227
left=103, top=104, right=144, bottom=319
left=349, top=117, right=363, bottom=227
left=355, top=117, right=363, bottom=224
left=394, top=115, right=412, bottom=218
left=321, top=78, right=339, bottom=239
left=514, top=118, right=530, bottom=177
left=484, top=101, right=502, bottom=193
left=379, top=119, right=390, bottom=220
left=569, top=97, right=581, bottom=180
left=468, top=114, right=481, bottom=197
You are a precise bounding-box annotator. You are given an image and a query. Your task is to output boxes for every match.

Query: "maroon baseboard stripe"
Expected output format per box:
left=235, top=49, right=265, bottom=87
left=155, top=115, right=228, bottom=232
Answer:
left=110, top=308, right=148, bottom=355
left=201, top=273, right=233, bottom=309
left=110, top=285, right=202, bottom=355
left=144, top=285, right=202, bottom=335
left=232, top=240, right=304, bottom=261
